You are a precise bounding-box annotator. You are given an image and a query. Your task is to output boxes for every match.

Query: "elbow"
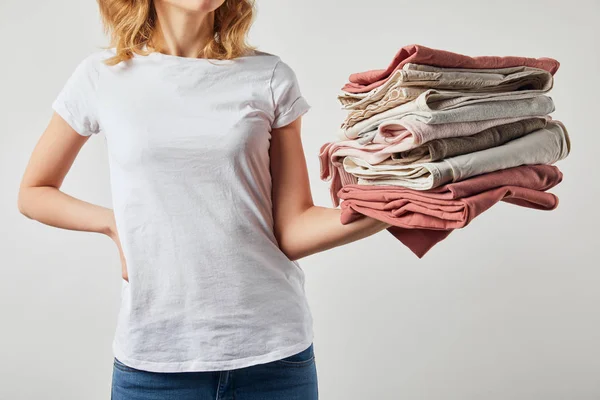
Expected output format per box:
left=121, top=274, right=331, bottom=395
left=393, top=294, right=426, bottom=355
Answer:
left=275, top=231, right=306, bottom=262
left=17, top=188, right=32, bottom=219
left=282, top=246, right=301, bottom=262
left=280, top=244, right=303, bottom=262
left=273, top=207, right=313, bottom=262
left=274, top=230, right=297, bottom=261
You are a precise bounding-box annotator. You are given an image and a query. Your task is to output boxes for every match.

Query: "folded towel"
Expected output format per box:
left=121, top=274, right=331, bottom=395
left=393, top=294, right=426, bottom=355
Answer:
left=337, top=164, right=563, bottom=257
left=342, top=44, right=560, bottom=94
left=339, top=64, right=554, bottom=128
left=340, top=89, right=555, bottom=140
left=343, top=120, right=570, bottom=189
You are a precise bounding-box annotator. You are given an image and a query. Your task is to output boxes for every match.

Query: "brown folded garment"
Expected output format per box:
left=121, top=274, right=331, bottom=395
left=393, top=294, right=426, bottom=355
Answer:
left=337, top=164, right=563, bottom=258
left=390, top=117, right=548, bottom=165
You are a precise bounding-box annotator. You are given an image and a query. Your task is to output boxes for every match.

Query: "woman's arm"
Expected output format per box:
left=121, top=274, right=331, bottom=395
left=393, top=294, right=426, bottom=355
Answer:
left=17, top=112, right=127, bottom=279
left=270, top=116, right=392, bottom=261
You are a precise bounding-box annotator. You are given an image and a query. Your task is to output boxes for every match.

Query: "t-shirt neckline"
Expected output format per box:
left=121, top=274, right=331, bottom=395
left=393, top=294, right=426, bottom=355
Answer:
left=140, top=44, right=253, bottom=63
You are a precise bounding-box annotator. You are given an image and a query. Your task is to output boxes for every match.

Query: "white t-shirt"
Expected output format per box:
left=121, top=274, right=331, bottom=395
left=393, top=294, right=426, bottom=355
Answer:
left=52, top=47, right=314, bottom=372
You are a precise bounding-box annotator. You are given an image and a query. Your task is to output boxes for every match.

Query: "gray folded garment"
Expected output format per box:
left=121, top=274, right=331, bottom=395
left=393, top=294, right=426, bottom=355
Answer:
left=390, top=117, right=549, bottom=165
left=342, top=120, right=570, bottom=190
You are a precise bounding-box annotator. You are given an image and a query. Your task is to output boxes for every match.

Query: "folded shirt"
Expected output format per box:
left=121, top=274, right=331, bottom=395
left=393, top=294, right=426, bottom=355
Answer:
left=339, top=64, right=554, bottom=128
left=339, top=89, right=555, bottom=140
left=342, top=44, right=560, bottom=94
left=337, top=164, right=563, bottom=257
left=343, top=120, right=570, bottom=190
left=390, top=117, right=548, bottom=165
left=320, top=116, right=551, bottom=206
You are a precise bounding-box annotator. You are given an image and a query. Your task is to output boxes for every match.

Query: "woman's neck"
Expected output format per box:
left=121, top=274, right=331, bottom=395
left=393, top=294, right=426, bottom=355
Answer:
left=152, top=2, right=215, bottom=59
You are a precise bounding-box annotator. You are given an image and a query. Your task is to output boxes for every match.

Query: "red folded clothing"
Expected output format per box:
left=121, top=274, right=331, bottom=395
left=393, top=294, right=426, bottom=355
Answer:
left=342, top=44, right=560, bottom=94
left=337, top=165, right=563, bottom=257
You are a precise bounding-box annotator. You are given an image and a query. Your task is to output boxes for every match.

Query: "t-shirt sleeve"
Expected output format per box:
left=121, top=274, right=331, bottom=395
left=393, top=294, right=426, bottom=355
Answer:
left=270, top=59, right=311, bottom=129
left=51, top=55, right=101, bottom=137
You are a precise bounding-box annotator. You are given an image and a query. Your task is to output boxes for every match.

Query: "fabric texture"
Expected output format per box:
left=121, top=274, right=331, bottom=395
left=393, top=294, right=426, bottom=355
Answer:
left=343, top=120, right=570, bottom=189
left=342, top=43, right=560, bottom=94
left=112, top=343, right=318, bottom=400
left=391, top=117, right=548, bottom=164
left=339, top=89, right=555, bottom=140
left=52, top=48, right=314, bottom=372
left=339, top=63, right=553, bottom=128
left=337, top=165, right=563, bottom=258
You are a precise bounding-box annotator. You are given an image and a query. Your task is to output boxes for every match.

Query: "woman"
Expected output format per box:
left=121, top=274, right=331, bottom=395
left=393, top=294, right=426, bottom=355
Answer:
left=17, top=0, right=391, bottom=398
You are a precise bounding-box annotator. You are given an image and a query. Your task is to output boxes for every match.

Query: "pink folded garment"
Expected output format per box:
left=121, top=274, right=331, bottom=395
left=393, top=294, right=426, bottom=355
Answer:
left=342, top=44, right=560, bottom=94
left=337, top=164, right=563, bottom=258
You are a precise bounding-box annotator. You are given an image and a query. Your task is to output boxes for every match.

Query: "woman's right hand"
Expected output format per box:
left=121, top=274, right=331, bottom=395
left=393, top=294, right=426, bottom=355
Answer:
left=106, top=212, right=128, bottom=282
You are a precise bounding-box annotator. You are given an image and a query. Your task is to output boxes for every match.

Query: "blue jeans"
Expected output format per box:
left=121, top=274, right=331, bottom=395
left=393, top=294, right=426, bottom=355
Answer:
left=111, top=343, right=318, bottom=400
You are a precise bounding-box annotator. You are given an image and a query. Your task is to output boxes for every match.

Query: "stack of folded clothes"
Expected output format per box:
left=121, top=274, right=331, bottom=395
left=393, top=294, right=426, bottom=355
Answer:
left=320, top=44, right=570, bottom=257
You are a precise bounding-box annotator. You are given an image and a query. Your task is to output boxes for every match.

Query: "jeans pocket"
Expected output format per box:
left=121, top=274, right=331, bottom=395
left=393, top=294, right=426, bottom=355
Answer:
left=273, top=344, right=315, bottom=367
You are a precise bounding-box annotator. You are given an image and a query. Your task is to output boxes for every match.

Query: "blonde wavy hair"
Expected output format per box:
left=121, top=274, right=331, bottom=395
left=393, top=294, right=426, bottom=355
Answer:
left=98, top=0, right=257, bottom=65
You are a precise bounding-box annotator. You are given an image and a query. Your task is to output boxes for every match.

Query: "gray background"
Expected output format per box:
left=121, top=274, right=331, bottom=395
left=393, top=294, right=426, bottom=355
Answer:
left=2, top=0, right=599, bottom=399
